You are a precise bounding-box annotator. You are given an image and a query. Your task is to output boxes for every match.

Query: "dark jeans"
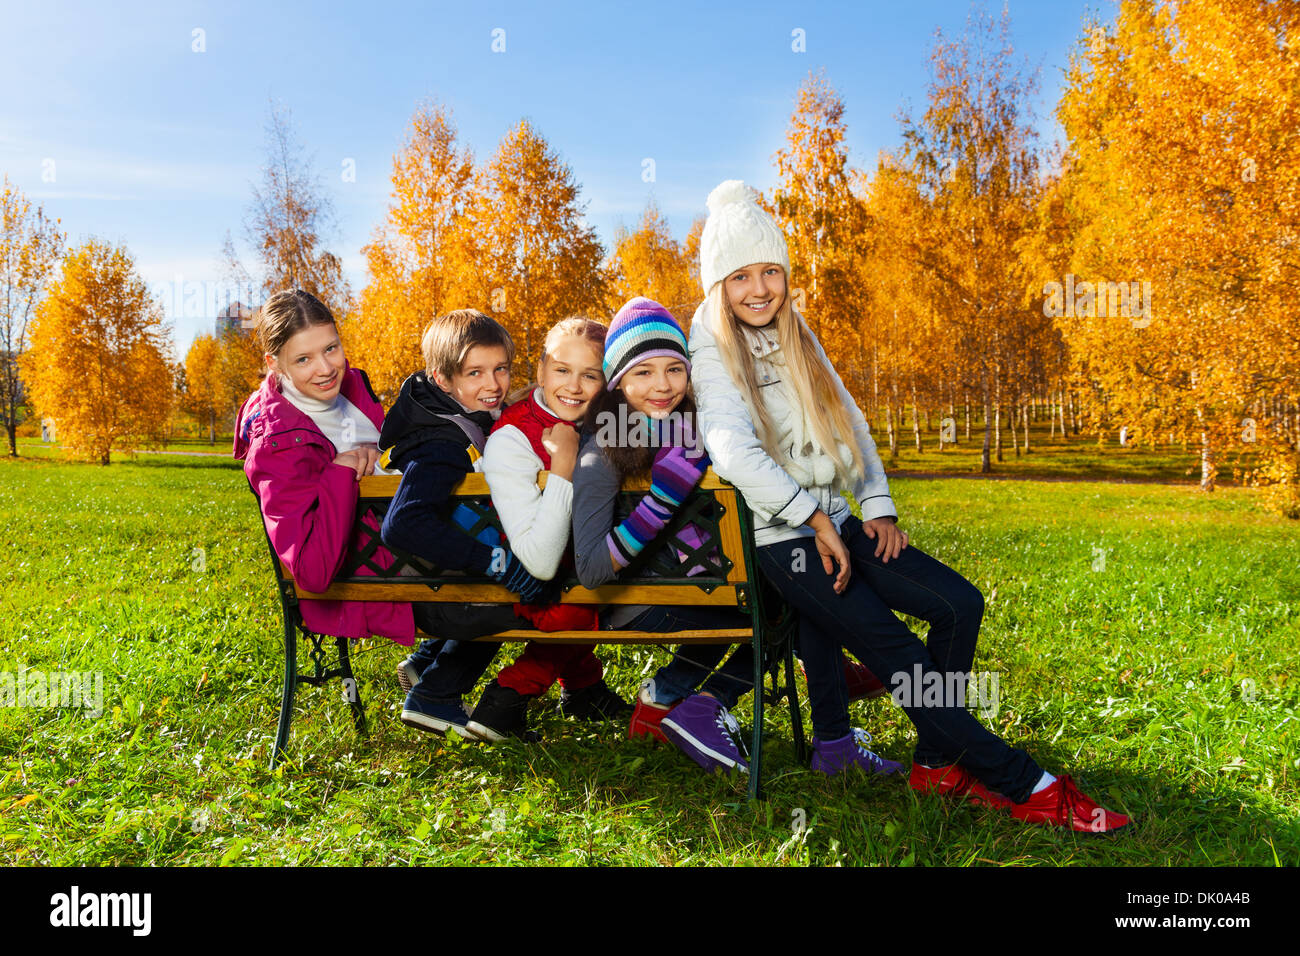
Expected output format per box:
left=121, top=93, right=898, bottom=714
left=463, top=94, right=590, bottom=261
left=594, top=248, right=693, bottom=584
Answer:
left=618, top=605, right=755, bottom=710
left=758, top=517, right=1042, bottom=802
left=407, top=604, right=524, bottom=703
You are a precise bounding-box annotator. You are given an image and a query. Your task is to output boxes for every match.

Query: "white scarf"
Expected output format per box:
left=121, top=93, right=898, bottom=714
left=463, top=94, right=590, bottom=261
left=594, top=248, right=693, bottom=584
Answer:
left=754, top=336, right=854, bottom=490
left=278, top=374, right=381, bottom=453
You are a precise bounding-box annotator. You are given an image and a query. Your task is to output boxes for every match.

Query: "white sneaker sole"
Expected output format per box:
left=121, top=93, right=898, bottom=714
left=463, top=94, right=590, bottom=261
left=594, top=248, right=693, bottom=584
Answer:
left=401, top=709, right=473, bottom=739
left=464, top=720, right=505, bottom=742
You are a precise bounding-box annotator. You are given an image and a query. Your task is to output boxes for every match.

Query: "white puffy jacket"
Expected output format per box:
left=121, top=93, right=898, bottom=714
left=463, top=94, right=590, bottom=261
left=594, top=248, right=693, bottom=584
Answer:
left=687, top=301, right=896, bottom=547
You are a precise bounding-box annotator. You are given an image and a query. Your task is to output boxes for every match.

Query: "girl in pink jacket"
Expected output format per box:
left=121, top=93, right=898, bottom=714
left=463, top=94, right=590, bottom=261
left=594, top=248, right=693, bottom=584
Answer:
left=233, top=289, right=414, bottom=646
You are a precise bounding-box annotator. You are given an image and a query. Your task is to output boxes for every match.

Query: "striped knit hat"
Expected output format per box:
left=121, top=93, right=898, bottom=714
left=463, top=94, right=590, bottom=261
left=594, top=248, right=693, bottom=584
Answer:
left=603, top=297, right=689, bottom=391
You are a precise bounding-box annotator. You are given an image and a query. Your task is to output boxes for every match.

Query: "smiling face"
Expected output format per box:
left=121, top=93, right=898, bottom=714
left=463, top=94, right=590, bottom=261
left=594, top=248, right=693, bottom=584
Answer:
left=267, top=322, right=346, bottom=401
left=724, top=262, right=787, bottom=328
left=619, top=355, right=688, bottom=420
left=538, top=334, right=604, bottom=422
left=435, top=344, right=511, bottom=416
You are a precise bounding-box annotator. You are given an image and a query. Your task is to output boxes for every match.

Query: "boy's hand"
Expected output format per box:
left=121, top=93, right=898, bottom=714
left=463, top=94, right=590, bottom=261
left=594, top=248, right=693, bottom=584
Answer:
left=862, top=516, right=908, bottom=564
left=542, top=424, right=579, bottom=479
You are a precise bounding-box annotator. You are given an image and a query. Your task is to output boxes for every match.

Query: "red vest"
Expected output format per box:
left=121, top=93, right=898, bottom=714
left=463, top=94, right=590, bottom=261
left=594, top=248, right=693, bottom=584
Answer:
left=491, top=389, right=578, bottom=467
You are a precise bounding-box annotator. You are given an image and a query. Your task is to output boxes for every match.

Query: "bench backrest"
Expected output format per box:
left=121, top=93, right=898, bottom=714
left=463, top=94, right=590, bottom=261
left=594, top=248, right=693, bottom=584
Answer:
left=286, top=469, right=764, bottom=615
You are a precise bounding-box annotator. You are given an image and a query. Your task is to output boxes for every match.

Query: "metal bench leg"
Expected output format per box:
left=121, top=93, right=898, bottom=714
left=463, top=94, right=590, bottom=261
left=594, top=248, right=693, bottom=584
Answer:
left=748, top=627, right=764, bottom=801
left=337, top=636, right=368, bottom=737
left=271, top=619, right=297, bottom=771
left=784, top=626, right=807, bottom=763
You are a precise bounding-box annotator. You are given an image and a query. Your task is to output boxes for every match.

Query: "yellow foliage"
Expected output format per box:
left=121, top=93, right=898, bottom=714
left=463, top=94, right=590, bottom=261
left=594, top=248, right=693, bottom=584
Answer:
left=21, top=239, right=173, bottom=464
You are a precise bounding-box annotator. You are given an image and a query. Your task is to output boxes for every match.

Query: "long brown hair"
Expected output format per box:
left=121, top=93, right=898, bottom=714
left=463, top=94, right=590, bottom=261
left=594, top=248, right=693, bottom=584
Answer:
left=706, top=275, right=865, bottom=483
left=584, top=387, right=698, bottom=480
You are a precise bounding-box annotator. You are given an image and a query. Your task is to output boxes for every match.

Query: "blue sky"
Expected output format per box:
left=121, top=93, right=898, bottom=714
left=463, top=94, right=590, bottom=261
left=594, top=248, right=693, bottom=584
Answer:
left=0, top=0, right=1116, bottom=352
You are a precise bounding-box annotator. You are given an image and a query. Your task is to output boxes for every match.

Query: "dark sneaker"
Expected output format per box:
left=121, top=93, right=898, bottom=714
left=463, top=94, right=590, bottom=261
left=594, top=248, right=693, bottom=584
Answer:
left=400, top=694, right=473, bottom=738
left=810, top=728, right=905, bottom=776
left=466, top=680, right=540, bottom=743
left=557, top=679, right=633, bottom=721
left=661, top=693, right=749, bottom=774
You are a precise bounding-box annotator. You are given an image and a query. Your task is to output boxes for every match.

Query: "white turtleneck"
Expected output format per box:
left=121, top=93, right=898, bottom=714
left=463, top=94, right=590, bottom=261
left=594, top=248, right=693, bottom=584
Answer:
left=278, top=373, right=382, bottom=454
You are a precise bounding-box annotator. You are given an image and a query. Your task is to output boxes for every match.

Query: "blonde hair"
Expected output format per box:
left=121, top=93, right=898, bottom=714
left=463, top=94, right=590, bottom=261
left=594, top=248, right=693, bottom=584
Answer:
left=421, top=309, right=515, bottom=382
left=706, top=277, right=865, bottom=483
left=541, top=315, right=607, bottom=364
left=256, top=289, right=335, bottom=358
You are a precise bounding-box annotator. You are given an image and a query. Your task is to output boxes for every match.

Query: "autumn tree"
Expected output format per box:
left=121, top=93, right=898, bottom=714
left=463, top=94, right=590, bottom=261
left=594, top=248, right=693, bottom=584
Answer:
left=1054, top=0, right=1300, bottom=493
left=345, top=102, right=476, bottom=399
left=184, top=333, right=221, bottom=442
left=890, top=7, right=1048, bottom=472
left=233, top=101, right=352, bottom=318
left=21, top=240, right=174, bottom=464
left=605, top=200, right=698, bottom=323
left=461, top=120, right=607, bottom=371
left=773, top=72, right=874, bottom=397
left=1, top=177, right=63, bottom=455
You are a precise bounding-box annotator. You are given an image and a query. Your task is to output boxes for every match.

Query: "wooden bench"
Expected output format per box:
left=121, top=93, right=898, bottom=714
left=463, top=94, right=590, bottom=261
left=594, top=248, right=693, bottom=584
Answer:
left=255, top=468, right=805, bottom=800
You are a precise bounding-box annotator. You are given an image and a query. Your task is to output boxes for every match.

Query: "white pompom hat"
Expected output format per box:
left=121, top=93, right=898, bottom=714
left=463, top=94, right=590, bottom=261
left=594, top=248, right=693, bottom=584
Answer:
left=698, top=179, right=791, bottom=294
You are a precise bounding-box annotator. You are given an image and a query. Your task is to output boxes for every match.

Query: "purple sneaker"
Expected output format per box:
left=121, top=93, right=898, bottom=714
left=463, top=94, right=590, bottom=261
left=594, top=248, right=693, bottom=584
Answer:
left=811, top=728, right=905, bottom=776
left=660, top=693, right=749, bottom=774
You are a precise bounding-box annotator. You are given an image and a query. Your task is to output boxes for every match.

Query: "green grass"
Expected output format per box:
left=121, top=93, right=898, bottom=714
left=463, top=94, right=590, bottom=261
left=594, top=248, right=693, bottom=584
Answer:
left=1, top=453, right=1296, bottom=865
left=14, top=416, right=1267, bottom=481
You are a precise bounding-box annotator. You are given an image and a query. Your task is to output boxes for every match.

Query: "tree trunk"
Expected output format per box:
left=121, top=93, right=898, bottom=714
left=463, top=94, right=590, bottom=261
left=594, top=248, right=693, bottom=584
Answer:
left=994, top=375, right=1004, bottom=463
left=6, top=419, right=15, bottom=457
left=1200, top=430, right=1216, bottom=491
left=964, top=393, right=971, bottom=440
left=1022, top=403, right=1030, bottom=454
left=1008, top=395, right=1020, bottom=458
left=912, top=387, right=922, bottom=453
left=981, top=385, right=992, bottom=474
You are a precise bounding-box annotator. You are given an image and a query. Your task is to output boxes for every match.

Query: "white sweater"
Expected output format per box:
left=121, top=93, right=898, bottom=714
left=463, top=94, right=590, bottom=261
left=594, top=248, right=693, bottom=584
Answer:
left=481, top=389, right=574, bottom=580
left=688, top=302, right=896, bottom=547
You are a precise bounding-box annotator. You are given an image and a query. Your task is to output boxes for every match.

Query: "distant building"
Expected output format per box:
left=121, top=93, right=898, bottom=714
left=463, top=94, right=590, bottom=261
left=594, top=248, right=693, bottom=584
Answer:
left=215, top=301, right=255, bottom=337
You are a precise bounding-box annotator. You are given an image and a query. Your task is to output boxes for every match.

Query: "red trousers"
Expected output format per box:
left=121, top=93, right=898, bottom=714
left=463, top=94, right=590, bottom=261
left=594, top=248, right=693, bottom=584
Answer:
left=496, top=602, right=603, bottom=696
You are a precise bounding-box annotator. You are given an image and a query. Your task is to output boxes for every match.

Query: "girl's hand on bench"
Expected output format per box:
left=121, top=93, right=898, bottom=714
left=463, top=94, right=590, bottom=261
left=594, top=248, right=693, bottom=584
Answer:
left=333, top=446, right=380, bottom=480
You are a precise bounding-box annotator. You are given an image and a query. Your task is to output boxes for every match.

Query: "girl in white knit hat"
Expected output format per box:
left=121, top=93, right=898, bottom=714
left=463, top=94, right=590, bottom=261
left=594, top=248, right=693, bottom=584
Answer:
left=688, top=180, right=1129, bottom=832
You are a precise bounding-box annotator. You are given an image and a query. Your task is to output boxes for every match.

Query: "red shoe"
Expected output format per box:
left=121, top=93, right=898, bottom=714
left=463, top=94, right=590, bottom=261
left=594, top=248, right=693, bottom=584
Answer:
left=798, top=656, right=889, bottom=703
left=1010, top=775, right=1130, bottom=834
left=628, top=682, right=672, bottom=743
left=844, top=658, right=889, bottom=702
left=910, top=762, right=1012, bottom=809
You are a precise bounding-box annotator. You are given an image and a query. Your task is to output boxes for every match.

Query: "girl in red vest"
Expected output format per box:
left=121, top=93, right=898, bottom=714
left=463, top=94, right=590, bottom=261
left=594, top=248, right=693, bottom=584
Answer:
left=465, top=316, right=632, bottom=741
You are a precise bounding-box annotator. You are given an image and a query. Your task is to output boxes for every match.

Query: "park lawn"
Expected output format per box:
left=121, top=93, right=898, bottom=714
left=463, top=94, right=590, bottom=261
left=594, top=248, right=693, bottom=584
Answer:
left=13, top=416, right=1270, bottom=482
left=0, top=453, right=1296, bottom=866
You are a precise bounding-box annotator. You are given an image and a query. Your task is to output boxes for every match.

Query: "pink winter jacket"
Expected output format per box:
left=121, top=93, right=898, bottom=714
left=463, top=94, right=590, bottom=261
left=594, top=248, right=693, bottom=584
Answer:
left=233, top=365, right=415, bottom=645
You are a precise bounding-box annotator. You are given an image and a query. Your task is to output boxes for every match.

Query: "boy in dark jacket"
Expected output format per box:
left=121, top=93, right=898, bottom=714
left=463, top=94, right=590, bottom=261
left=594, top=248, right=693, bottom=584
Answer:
left=379, top=310, right=547, bottom=737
